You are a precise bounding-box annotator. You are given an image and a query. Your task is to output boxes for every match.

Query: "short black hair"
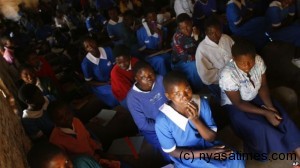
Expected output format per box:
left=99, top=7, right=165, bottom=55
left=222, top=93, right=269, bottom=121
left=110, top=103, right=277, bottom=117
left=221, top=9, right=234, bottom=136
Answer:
left=231, top=38, right=256, bottom=58
left=133, top=61, right=153, bottom=77
left=47, top=100, right=67, bottom=122
left=144, top=7, right=156, bottom=16
left=176, top=13, right=191, bottom=25
left=82, top=36, right=96, bottom=44
left=27, top=142, right=65, bottom=168
left=204, top=16, right=221, bottom=32
left=163, top=71, right=188, bottom=93
left=113, top=45, right=130, bottom=58
left=123, top=10, right=136, bottom=18
left=19, top=64, right=34, bottom=74
left=18, top=84, right=41, bottom=104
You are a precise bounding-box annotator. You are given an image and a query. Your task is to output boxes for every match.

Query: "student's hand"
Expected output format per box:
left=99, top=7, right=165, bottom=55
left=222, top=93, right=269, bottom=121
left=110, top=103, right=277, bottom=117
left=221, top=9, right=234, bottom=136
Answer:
left=205, top=145, right=233, bottom=160
left=186, top=101, right=199, bottom=120
left=264, top=110, right=282, bottom=127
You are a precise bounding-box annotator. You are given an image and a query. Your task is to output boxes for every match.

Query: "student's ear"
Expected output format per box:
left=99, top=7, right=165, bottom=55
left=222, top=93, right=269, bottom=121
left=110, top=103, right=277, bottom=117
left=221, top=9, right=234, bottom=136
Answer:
left=165, top=92, right=170, bottom=100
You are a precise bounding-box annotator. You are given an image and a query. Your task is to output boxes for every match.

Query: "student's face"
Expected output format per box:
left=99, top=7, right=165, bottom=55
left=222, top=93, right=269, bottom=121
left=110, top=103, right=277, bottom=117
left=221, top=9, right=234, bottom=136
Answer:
left=116, top=56, right=130, bottom=70
left=83, top=40, right=100, bottom=57
left=234, top=54, right=255, bottom=74
left=46, top=153, right=73, bottom=168
left=146, top=12, right=157, bottom=23
left=179, top=20, right=193, bottom=37
left=21, top=69, right=37, bottom=84
left=165, top=82, right=193, bottom=109
left=206, top=25, right=222, bottom=44
left=54, top=105, right=74, bottom=128
left=135, top=67, right=156, bottom=91
left=108, top=9, right=118, bottom=20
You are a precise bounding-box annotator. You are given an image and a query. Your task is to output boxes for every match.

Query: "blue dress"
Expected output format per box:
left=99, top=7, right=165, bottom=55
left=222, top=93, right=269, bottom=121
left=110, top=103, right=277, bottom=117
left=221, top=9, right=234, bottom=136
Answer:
left=265, top=1, right=300, bottom=47
left=136, top=23, right=171, bottom=76
left=155, top=96, right=245, bottom=168
left=107, top=17, right=128, bottom=46
left=81, top=47, right=119, bottom=107
left=226, top=0, right=268, bottom=49
left=193, top=0, right=217, bottom=28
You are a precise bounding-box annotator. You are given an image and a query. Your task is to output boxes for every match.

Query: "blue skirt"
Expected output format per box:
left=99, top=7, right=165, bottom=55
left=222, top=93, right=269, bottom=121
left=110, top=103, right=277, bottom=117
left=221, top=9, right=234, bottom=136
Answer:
left=92, top=85, right=119, bottom=108
left=224, top=96, right=300, bottom=158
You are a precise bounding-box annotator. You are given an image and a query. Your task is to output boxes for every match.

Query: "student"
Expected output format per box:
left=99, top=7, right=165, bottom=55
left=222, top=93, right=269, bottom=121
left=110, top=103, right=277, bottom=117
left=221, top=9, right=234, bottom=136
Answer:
left=126, top=61, right=170, bottom=161
left=265, top=0, right=300, bottom=47
left=27, top=142, right=102, bottom=168
left=226, top=0, right=268, bottom=49
left=193, top=0, right=217, bottom=27
left=173, top=0, right=194, bottom=17
left=171, top=13, right=204, bottom=92
left=18, top=84, right=54, bottom=140
left=136, top=9, right=171, bottom=76
left=155, top=71, right=245, bottom=168
left=111, top=45, right=139, bottom=108
left=196, top=16, right=234, bottom=100
left=107, top=7, right=127, bottom=46
left=20, top=65, right=60, bottom=101
left=81, top=37, right=119, bottom=107
left=48, top=101, right=122, bottom=168
left=219, top=39, right=300, bottom=163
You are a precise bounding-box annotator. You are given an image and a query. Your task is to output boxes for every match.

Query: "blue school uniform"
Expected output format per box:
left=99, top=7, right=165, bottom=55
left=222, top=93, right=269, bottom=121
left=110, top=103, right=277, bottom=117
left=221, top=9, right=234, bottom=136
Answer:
left=155, top=96, right=245, bottom=168
left=81, top=47, right=119, bottom=107
left=136, top=22, right=170, bottom=76
left=107, top=17, right=127, bottom=46
left=226, top=0, right=268, bottom=49
left=127, top=75, right=170, bottom=161
left=265, top=1, right=300, bottom=47
left=193, top=0, right=217, bottom=27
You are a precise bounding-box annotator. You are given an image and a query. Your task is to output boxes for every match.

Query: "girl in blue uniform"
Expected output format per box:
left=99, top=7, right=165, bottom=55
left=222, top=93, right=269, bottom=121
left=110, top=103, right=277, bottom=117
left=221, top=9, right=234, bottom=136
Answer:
left=136, top=9, right=171, bottom=76
left=226, top=0, right=268, bottom=49
left=219, top=39, right=300, bottom=163
left=265, top=0, right=300, bottom=47
left=193, top=0, right=217, bottom=28
left=155, top=72, right=245, bottom=168
left=81, top=37, right=119, bottom=108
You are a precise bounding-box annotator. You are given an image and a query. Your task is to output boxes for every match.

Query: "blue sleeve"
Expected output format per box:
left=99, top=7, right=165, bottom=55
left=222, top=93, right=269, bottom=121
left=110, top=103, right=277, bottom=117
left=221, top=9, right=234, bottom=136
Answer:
left=199, top=98, right=217, bottom=132
left=288, top=5, right=296, bottom=15
left=227, top=3, right=242, bottom=25
left=155, top=114, right=177, bottom=153
left=107, top=24, right=114, bottom=38
left=136, top=28, right=146, bottom=49
left=267, top=6, right=282, bottom=26
left=104, top=47, right=115, bottom=64
left=22, top=119, right=40, bottom=138
left=127, top=92, right=156, bottom=131
left=210, top=0, right=217, bottom=12
left=81, top=59, right=93, bottom=81
left=85, top=18, right=93, bottom=31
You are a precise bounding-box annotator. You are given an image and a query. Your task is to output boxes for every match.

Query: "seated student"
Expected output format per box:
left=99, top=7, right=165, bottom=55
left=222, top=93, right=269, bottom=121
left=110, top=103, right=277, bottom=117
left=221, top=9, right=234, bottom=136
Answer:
left=193, top=0, right=217, bottom=27
left=196, top=16, right=234, bottom=100
left=226, top=0, right=268, bottom=49
left=173, top=0, right=194, bottom=17
left=18, top=84, right=54, bottom=140
left=171, top=13, right=204, bottom=92
left=126, top=61, right=170, bottom=161
left=25, top=49, right=59, bottom=86
left=107, top=7, right=127, bottom=46
left=136, top=8, right=171, bottom=76
left=48, top=101, right=122, bottom=168
left=155, top=71, right=245, bottom=168
left=111, top=45, right=139, bottom=108
left=19, top=65, right=60, bottom=101
left=81, top=37, right=119, bottom=108
left=27, top=142, right=102, bottom=168
left=265, top=0, right=300, bottom=47
left=219, top=39, right=300, bottom=163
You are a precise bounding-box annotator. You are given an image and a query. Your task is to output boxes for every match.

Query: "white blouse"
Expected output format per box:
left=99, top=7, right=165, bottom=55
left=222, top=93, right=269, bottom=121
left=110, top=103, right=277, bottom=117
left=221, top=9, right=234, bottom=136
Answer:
left=219, top=55, right=266, bottom=105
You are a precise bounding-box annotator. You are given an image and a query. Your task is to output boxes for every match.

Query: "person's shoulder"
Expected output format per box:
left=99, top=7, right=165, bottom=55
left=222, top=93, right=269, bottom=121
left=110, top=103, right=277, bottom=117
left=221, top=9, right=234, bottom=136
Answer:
left=220, top=60, right=235, bottom=75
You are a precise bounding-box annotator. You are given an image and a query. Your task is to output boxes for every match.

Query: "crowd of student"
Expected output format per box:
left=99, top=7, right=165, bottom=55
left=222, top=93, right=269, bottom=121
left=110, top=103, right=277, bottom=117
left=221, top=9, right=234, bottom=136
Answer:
left=1, top=0, right=300, bottom=167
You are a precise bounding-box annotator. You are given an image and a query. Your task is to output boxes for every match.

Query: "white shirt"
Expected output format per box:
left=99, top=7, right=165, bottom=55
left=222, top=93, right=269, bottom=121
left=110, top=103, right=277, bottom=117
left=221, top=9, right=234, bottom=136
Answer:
left=196, top=34, right=234, bottom=85
left=174, top=0, right=194, bottom=17
left=219, top=55, right=266, bottom=106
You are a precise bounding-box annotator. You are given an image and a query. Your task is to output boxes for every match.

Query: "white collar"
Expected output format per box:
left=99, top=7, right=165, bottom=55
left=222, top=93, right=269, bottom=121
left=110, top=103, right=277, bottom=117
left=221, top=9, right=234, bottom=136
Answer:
left=269, top=1, right=282, bottom=9
left=22, top=97, right=49, bottom=119
left=141, top=19, right=161, bottom=37
left=108, top=16, right=123, bottom=25
left=160, top=95, right=201, bottom=131
left=86, top=47, right=107, bottom=65
left=204, top=35, right=220, bottom=47
left=132, top=82, right=155, bottom=93
left=60, top=123, right=77, bottom=135
left=227, top=0, right=246, bottom=9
